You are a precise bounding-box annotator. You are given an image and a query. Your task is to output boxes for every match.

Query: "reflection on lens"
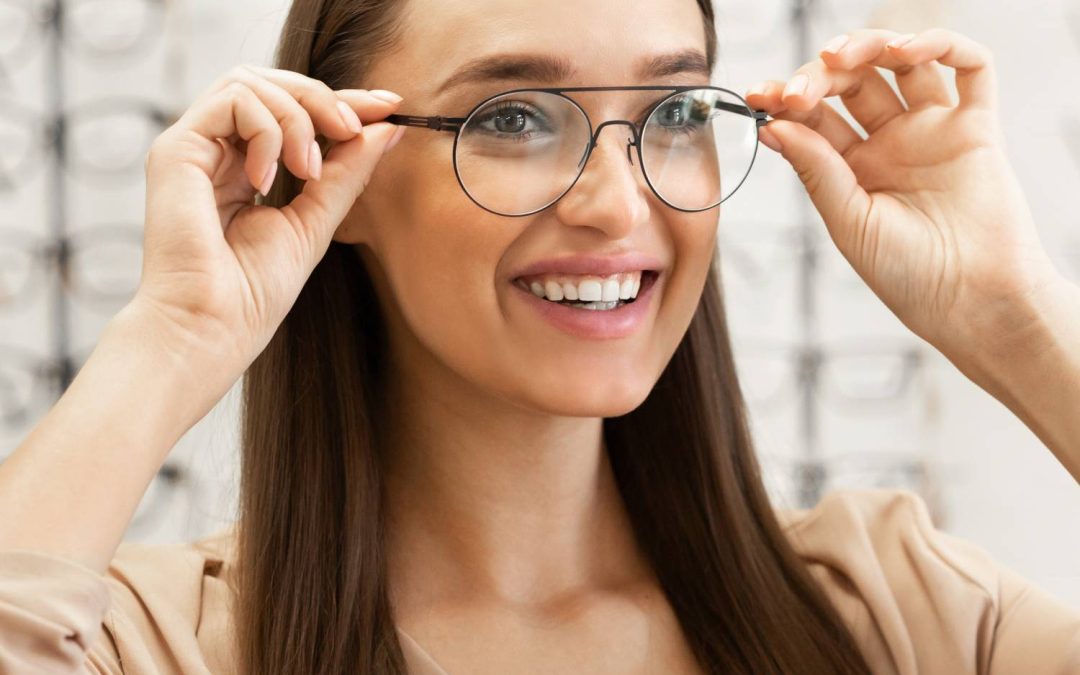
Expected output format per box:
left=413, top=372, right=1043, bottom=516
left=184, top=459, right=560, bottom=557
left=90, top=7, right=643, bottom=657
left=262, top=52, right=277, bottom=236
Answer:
left=641, top=88, right=758, bottom=211
left=456, top=91, right=590, bottom=216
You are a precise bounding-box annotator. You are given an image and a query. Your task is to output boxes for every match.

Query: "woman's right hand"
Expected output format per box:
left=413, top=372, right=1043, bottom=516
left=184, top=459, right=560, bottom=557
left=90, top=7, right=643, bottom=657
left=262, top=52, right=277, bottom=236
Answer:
left=134, top=64, right=404, bottom=368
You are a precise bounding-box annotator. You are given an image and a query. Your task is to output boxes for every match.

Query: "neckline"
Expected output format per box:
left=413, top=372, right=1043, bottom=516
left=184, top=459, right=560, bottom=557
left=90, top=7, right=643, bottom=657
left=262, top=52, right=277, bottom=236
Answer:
left=396, top=626, right=451, bottom=675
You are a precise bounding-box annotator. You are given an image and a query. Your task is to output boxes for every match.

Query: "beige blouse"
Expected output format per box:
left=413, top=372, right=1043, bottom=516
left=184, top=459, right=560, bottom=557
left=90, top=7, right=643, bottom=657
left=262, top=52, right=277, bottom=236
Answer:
left=1, top=487, right=1077, bottom=674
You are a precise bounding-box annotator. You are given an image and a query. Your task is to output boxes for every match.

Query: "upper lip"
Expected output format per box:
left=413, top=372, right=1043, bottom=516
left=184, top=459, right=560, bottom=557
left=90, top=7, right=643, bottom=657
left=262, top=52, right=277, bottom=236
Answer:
left=510, top=251, right=664, bottom=280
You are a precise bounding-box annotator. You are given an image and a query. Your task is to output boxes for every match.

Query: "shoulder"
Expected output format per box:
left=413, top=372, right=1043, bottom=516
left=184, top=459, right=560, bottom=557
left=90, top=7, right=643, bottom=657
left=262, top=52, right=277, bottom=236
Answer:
left=772, top=487, right=1080, bottom=674
left=102, top=523, right=239, bottom=674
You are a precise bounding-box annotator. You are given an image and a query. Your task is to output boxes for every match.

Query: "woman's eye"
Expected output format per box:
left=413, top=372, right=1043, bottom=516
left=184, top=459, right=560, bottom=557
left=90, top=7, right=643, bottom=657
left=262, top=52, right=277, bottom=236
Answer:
left=473, top=102, right=548, bottom=137
left=655, top=99, right=691, bottom=127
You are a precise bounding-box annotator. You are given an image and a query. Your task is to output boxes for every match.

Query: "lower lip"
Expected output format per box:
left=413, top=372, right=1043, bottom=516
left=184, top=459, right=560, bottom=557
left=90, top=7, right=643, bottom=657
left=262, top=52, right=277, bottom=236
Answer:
left=510, top=272, right=660, bottom=340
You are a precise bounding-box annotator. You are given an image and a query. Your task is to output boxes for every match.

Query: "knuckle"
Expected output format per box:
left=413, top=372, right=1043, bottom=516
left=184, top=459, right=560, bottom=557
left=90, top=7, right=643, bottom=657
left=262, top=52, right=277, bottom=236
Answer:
left=222, top=80, right=251, bottom=104
left=231, top=63, right=257, bottom=81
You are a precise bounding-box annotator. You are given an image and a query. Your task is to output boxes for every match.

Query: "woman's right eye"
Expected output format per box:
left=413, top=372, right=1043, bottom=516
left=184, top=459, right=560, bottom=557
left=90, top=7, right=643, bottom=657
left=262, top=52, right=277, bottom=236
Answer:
left=470, top=102, right=550, bottom=137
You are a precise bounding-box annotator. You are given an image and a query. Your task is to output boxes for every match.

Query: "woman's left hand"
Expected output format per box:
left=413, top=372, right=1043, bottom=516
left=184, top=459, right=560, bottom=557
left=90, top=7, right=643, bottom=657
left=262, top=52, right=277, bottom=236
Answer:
left=745, top=27, right=1067, bottom=359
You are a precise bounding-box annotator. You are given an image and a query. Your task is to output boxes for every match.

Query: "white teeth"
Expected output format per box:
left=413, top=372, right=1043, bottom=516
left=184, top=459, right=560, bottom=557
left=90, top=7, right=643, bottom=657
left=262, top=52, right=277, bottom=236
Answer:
left=517, top=271, right=645, bottom=304
left=544, top=280, right=564, bottom=301
left=601, top=279, right=620, bottom=302
left=579, top=280, right=602, bottom=302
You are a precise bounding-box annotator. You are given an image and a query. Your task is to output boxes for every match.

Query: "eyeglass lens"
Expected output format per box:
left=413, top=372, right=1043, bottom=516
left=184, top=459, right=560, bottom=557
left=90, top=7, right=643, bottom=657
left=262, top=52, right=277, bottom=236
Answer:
left=454, top=88, right=759, bottom=216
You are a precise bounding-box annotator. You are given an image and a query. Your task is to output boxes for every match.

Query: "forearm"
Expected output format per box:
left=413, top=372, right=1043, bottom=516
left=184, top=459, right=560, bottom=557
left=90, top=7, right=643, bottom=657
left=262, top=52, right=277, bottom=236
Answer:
left=0, top=302, right=236, bottom=574
left=945, top=274, right=1080, bottom=483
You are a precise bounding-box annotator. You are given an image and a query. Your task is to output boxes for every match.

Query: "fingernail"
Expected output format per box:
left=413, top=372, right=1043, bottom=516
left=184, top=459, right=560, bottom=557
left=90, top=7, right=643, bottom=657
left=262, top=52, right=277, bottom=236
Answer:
left=258, top=161, right=278, bottom=197
left=822, top=34, right=850, bottom=54
left=308, top=140, right=322, bottom=180
left=784, top=73, right=809, bottom=97
left=336, top=100, right=363, bottom=134
left=383, top=125, right=406, bottom=154
left=368, top=89, right=404, bottom=104
left=746, top=81, right=769, bottom=97
left=887, top=33, right=916, bottom=49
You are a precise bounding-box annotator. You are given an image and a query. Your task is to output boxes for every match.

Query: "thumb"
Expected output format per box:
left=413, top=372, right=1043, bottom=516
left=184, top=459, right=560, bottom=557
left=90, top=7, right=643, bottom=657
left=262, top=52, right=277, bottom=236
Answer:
left=763, top=119, right=872, bottom=249
left=283, top=121, right=402, bottom=252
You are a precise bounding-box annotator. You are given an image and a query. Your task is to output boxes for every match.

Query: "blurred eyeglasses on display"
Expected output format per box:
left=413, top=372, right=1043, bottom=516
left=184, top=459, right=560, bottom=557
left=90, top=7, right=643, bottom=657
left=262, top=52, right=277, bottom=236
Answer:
left=0, top=224, right=143, bottom=312
left=0, top=97, right=178, bottom=191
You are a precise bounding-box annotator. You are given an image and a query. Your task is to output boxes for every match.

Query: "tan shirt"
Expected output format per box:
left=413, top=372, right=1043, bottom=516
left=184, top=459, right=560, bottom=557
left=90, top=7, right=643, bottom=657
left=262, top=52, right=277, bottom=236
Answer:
left=1, top=487, right=1077, bottom=674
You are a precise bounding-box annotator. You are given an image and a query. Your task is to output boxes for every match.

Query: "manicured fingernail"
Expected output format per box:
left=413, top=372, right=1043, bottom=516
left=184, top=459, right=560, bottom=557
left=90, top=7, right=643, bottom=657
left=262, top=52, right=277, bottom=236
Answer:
left=783, top=73, right=809, bottom=97
left=887, top=33, right=916, bottom=49
left=259, top=161, right=277, bottom=197
left=308, top=140, right=322, bottom=180
left=336, top=100, right=363, bottom=134
left=368, top=89, right=404, bottom=104
left=383, top=125, right=406, bottom=155
left=822, top=34, right=850, bottom=54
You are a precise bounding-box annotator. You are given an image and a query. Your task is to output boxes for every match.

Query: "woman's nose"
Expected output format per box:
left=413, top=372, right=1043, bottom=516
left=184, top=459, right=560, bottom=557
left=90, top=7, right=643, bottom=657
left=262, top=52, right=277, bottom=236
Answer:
left=553, top=121, right=651, bottom=236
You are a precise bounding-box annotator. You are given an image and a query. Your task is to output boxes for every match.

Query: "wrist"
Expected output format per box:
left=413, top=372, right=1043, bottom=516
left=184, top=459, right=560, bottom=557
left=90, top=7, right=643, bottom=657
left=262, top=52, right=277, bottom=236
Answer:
left=944, top=272, right=1080, bottom=480
left=98, top=300, right=247, bottom=436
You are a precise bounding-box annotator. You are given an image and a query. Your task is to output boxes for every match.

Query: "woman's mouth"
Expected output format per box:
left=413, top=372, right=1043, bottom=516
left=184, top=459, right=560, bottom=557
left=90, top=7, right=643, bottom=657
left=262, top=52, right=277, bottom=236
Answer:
left=509, top=270, right=661, bottom=340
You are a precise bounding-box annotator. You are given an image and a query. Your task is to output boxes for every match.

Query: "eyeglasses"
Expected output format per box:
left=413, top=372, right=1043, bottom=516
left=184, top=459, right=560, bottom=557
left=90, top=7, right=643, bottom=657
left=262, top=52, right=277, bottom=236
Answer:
left=734, top=336, right=928, bottom=415
left=0, top=223, right=143, bottom=312
left=385, top=85, right=770, bottom=217
left=0, top=96, right=178, bottom=191
left=0, top=0, right=168, bottom=88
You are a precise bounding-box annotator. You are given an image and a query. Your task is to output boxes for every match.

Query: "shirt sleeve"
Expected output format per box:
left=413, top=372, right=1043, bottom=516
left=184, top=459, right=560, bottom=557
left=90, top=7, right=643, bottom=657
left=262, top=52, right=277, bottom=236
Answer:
left=0, top=549, right=124, bottom=673
left=779, top=487, right=1080, bottom=675
left=0, top=532, right=231, bottom=675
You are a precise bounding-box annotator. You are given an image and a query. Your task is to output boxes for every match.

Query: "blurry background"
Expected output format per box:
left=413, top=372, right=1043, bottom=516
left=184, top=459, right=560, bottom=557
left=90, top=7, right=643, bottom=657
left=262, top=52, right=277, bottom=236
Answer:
left=1, top=0, right=1078, bottom=607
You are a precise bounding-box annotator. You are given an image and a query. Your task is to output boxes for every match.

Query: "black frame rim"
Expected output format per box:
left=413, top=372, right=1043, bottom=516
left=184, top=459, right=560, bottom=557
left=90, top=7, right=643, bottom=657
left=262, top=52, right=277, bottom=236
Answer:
left=385, top=85, right=770, bottom=218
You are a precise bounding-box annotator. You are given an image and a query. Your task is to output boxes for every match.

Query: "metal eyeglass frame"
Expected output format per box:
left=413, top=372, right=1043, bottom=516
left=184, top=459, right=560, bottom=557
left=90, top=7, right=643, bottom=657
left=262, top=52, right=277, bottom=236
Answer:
left=384, top=85, right=772, bottom=217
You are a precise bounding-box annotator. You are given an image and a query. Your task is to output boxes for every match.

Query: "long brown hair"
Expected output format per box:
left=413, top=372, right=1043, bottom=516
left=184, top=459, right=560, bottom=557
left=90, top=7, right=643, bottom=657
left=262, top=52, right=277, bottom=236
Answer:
left=235, top=1, right=874, bottom=673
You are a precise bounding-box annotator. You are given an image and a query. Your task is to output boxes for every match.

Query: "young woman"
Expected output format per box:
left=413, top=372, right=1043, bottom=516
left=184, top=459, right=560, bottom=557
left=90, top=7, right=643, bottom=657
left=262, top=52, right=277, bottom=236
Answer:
left=1, top=0, right=1077, bottom=673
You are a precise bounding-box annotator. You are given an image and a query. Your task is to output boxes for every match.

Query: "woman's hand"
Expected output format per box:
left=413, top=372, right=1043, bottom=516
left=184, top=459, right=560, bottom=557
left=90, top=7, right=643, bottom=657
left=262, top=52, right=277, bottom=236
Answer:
left=745, top=28, right=1068, bottom=360
left=135, top=65, right=404, bottom=370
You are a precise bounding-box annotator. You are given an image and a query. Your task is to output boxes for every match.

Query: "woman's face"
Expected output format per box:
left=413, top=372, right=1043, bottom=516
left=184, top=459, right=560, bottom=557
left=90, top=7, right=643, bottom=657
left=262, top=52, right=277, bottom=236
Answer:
left=336, top=0, right=719, bottom=417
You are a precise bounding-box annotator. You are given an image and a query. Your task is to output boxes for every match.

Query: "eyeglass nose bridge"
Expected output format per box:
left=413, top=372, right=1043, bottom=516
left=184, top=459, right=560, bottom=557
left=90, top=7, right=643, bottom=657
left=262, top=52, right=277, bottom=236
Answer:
left=577, top=119, right=640, bottom=171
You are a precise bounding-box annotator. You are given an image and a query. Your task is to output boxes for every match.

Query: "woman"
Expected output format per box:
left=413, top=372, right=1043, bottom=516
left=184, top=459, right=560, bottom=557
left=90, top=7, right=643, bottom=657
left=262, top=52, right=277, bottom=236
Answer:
left=0, top=0, right=1077, bottom=672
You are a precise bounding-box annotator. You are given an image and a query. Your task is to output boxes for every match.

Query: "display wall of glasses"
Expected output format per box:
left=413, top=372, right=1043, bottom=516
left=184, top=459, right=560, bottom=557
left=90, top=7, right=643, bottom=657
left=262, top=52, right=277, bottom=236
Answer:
left=0, top=0, right=197, bottom=539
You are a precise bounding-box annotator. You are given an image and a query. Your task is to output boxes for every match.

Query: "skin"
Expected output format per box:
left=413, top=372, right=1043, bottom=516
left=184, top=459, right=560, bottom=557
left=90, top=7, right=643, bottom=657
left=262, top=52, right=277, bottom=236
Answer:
left=332, top=1, right=717, bottom=671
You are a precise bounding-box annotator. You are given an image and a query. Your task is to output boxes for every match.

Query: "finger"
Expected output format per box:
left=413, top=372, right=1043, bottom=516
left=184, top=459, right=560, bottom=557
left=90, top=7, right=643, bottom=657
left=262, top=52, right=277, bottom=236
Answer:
left=280, top=121, right=403, bottom=270
left=758, top=118, right=873, bottom=256
left=227, top=65, right=404, bottom=126
left=326, top=88, right=405, bottom=122
left=747, top=80, right=863, bottom=155
left=820, top=29, right=953, bottom=110
left=879, top=27, right=997, bottom=110
left=145, top=82, right=284, bottom=245
left=205, top=67, right=322, bottom=181
left=174, top=81, right=283, bottom=201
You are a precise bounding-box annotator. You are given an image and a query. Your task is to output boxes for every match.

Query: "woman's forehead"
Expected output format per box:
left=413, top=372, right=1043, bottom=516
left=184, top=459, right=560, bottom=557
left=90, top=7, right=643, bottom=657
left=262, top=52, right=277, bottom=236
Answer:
left=383, top=0, right=708, bottom=100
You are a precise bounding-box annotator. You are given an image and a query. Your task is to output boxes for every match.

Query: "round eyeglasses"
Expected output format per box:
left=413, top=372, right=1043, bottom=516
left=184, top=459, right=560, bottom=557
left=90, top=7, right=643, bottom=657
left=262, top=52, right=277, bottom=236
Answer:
left=385, top=85, right=770, bottom=217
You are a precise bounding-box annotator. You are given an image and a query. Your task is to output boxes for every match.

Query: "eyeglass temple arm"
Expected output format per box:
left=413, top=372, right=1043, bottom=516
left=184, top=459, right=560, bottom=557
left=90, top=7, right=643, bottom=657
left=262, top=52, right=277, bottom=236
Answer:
left=383, top=114, right=466, bottom=133
left=384, top=105, right=770, bottom=133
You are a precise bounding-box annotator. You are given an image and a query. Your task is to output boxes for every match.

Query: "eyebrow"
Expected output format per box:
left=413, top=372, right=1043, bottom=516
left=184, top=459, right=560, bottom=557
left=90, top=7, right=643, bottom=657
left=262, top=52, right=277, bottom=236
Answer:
left=434, top=48, right=711, bottom=96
